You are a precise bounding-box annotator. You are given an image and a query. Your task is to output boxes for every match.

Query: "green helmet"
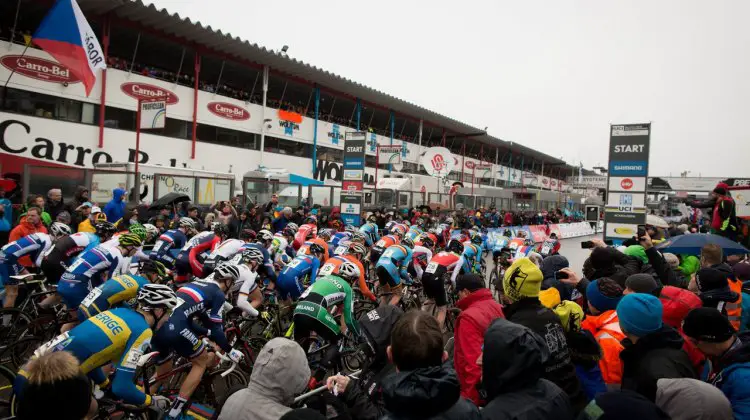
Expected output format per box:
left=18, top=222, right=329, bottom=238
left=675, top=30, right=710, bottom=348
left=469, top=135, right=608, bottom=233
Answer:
left=139, top=260, right=169, bottom=282
left=128, top=223, right=147, bottom=242
left=118, top=233, right=143, bottom=248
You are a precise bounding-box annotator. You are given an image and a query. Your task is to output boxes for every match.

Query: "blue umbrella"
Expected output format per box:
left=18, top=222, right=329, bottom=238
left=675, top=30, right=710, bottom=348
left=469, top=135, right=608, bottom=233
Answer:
left=655, top=233, right=750, bottom=256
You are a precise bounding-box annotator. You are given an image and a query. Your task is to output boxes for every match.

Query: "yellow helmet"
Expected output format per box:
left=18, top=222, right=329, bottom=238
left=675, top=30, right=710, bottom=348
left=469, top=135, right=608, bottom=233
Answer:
left=118, top=233, right=142, bottom=248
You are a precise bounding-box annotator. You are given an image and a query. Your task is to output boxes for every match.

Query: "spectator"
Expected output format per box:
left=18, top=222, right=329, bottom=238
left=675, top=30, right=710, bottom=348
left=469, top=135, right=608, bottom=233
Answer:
left=0, top=187, right=11, bottom=246
left=502, top=258, right=587, bottom=412
left=70, top=186, right=89, bottom=210
left=616, top=293, right=696, bottom=401
left=148, top=206, right=172, bottom=225
left=581, top=278, right=625, bottom=387
left=187, top=206, right=205, bottom=231
left=540, top=254, right=574, bottom=299
left=78, top=206, right=104, bottom=233
left=44, top=188, right=66, bottom=220
left=9, top=206, right=47, bottom=268
left=735, top=262, right=750, bottom=332
left=695, top=267, right=741, bottom=330
left=218, top=338, right=311, bottom=420
left=115, top=205, right=140, bottom=230
left=582, top=244, right=641, bottom=287
left=230, top=210, right=255, bottom=239
left=291, top=206, right=305, bottom=226
left=263, top=194, right=280, bottom=215
left=18, top=194, right=51, bottom=226
left=153, top=215, right=167, bottom=233
left=279, top=408, right=326, bottom=420
left=380, top=311, right=480, bottom=419
left=662, top=252, right=687, bottom=288
left=15, top=351, right=94, bottom=420
left=204, top=212, right=216, bottom=228
left=638, top=233, right=679, bottom=287
left=480, top=318, right=573, bottom=419
left=578, top=390, right=669, bottom=420
left=693, top=182, right=739, bottom=240
left=103, top=187, right=127, bottom=224
left=682, top=307, right=750, bottom=418
left=655, top=378, right=734, bottom=420
left=700, top=243, right=743, bottom=327
left=272, top=207, right=293, bottom=232
left=453, top=273, right=504, bottom=404
left=212, top=201, right=237, bottom=225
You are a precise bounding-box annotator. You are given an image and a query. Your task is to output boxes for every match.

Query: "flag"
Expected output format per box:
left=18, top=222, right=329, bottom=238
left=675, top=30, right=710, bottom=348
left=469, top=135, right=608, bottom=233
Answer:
left=32, top=0, right=105, bottom=96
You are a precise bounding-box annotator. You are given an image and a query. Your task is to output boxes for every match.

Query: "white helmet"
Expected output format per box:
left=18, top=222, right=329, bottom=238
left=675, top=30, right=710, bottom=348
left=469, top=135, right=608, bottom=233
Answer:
left=214, top=264, right=241, bottom=282
left=285, top=223, right=299, bottom=234
left=338, top=261, right=360, bottom=283
left=143, top=223, right=159, bottom=238
left=179, top=217, right=196, bottom=230
left=241, top=247, right=265, bottom=265
left=137, top=284, right=179, bottom=310
left=257, top=229, right=274, bottom=242
left=49, top=222, right=72, bottom=238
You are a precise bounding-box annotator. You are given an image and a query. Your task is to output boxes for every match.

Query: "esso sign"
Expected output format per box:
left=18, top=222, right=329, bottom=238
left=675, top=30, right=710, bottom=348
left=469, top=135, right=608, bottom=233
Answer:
left=121, top=82, right=179, bottom=105
left=621, top=178, right=634, bottom=190
left=1, top=55, right=80, bottom=84
left=207, top=102, right=250, bottom=121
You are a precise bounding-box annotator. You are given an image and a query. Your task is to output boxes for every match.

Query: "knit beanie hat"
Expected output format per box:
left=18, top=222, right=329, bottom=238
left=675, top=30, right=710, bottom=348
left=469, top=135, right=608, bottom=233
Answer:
left=580, top=390, right=670, bottom=420
left=625, top=273, right=659, bottom=295
left=617, top=293, right=663, bottom=338
left=696, top=268, right=728, bottom=292
left=683, top=307, right=736, bottom=343
left=623, top=245, right=648, bottom=264
left=662, top=253, right=679, bottom=270
left=554, top=300, right=584, bottom=333
left=503, top=257, right=543, bottom=302
left=587, top=279, right=623, bottom=312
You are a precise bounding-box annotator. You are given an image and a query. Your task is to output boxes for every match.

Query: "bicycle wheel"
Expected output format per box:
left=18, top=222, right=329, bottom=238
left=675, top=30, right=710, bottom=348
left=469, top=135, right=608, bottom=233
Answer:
left=444, top=308, right=461, bottom=333
left=0, top=363, right=16, bottom=418
left=0, top=336, right=44, bottom=371
left=0, top=309, right=34, bottom=344
left=188, top=367, right=248, bottom=417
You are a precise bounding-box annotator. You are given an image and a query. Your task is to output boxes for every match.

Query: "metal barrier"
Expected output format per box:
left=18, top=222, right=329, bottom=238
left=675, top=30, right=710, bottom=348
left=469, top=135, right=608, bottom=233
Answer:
left=153, top=173, right=235, bottom=205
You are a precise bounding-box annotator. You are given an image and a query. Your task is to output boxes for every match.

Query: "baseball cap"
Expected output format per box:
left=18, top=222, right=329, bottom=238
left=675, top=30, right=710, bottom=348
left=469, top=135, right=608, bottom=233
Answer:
left=91, top=206, right=102, bottom=213
left=456, top=274, right=485, bottom=292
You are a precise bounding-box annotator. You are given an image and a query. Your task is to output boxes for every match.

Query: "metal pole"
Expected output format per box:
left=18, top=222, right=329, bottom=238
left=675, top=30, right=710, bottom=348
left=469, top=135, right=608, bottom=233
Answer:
left=389, top=111, right=395, bottom=172
left=135, top=99, right=142, bottom=175
left=8, top=0, right=21, bottom=47
left=174, top=47, right=186, bottom=83
left=191, top=53, right=200, bottom=159
left=260, top=65, right=269, bottom=165
left=418, top=120, right=423, bottom=157
left=356, top=98, right=361, bottom=130
left=278, top=81, right=288, bottom=105
left=494, top=147, right=499, bottom=187
left=248, top=71, right=260, bottom=103
left=461, top=142, right=466, bottom=183
left=313, top=86, right=320, bottom=174
left=97, top=15, right=110, bottom=149
left=375, top=145, right=379, bottom=192
left=215, top=60, right=226, bottom=92
left=128, top=32, right=141, bottom=74
left=348, top=102, right=356, bottom=126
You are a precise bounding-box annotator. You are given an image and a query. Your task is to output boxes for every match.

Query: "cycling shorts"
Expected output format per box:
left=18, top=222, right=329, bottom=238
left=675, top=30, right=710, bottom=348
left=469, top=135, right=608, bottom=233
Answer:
left=152, top=316, right=206, bottom=363
left=58, top=273, right=93, bottom=309
left=422, top=265, right=448, bottom=307
left=276, top=267, right=306, bottom=301
left=0, top=252, right=24, bottom=286
left=376, top=263, right=401, bottom=288
left=369, top=246, right=385, bottom=266
left=293, top=292, right=341, bottom=340
left=40, top=257, right=67, bottom=285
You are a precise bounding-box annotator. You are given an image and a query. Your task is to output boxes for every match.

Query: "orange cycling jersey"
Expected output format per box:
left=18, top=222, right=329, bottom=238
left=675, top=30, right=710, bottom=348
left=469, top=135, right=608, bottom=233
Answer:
left=297, top=237, right=329, bottom=263
left=319, top=255, right=376, bottom=302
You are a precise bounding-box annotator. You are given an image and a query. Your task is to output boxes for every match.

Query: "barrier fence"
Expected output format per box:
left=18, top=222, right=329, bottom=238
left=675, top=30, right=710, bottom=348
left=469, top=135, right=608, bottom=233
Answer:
left=450, top=221, right=602, bottom=245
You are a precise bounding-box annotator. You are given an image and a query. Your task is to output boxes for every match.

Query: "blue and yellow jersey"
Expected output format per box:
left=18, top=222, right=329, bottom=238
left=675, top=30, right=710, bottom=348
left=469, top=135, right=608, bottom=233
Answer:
left=78, top=274, right=150, bottom=320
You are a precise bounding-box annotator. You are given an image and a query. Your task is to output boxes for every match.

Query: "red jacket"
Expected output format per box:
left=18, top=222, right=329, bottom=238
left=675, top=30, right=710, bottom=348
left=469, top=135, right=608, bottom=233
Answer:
left=9, top=217, right=47, bottom=267
left=454, top=288, right=504, bottom=404
left=659, top=286, right=706, bottom=371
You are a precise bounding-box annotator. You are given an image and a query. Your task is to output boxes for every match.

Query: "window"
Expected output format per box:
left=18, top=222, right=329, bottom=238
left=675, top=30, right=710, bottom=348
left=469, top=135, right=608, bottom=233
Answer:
left=1, top=87, right=87, bottom=123
left=278, top=138, right=310, bottom=156
left=317, top=146, right=342, bottom=162
left=164, top=118, right=190, bottom=139
left=98, top=106, right=135, bottom=130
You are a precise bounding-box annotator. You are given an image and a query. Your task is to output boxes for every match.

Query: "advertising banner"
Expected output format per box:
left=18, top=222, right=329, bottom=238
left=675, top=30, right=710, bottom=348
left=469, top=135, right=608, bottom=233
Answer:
left=340, top=132, right=367, bottom=226
left=421, top=147, right=455, bottom=177
left=604, top=123, right=650, bottom=242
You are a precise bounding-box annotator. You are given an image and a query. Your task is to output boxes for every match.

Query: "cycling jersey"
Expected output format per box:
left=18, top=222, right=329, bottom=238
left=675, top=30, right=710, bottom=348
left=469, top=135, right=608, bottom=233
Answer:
left=370, top=235, right=399, bottom=265
left=78, top=274, right=149, bottom=320
left=297, top=237, right=329, bottom=263
left=375, top=244, right=413, bottom=288
left=232, top=265, right=259, bottom=317
left=174, top=231, right=220, bottom=281
left=204, top=238, right=244, bottom=276
left=42, top=233, right=100, bottom=284
left=490, top=235, right=511, bottom=253
left=359, top=223, right=380, bottom=247
left=0, top=233, right=53, bottom=285
left=462, top=244, right=481, bottom=273
left=293, top=224, right=318, bottom=250
left=17, top=307, right=154, bottom=406
left=269, top=235, right=295, bottom=266
left=231, top=243, right=277, bottom=284
left=410, top=245, right=433, bottom=281
left=405, top=226, right=424, bottom=242
left=318, top=254, right=375, bottom=301
left=328, top=232, right=352, bottom=257
left=59, top=245, right=128, bottom=309
left=294, top=274, right=359, bottom=337
left=277, top=254, right=321, bottom=300
left=539, top=238, right=560, bottom=257
left=153, top=279, right=231, bottom=362
left=423, top=251, right=461, bottom=307
left=149, top=229, right=188, bottom=267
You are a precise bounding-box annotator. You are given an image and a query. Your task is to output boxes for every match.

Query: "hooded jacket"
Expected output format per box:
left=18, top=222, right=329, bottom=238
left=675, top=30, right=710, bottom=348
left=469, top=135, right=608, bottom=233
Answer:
left=657, top=286, right=706, bottom=371
left=655, top=378, right=734, bottom=420
left=540, top=255, right=576, bottom=300
left=703, top=332, right=750, bottom=419
left=581, top=310, right=625, bottom=385
left=481, top=318, right=573, bottom=420
left=9, top=217, right=48, bottom=267
left=380, top=362, right=481, bottom=420
left=566, top=329, right=607, bottom=401
left=454, top=288, right=504, bottom=404
left=504, top=298, right=587, bottom=413
left=583, top=247, right=641, bottom=287
left=104, top=188, right=127, bottom=225
left=218, top=338, right=311, bottom=420
left=619, top=326, right=697, bottom=402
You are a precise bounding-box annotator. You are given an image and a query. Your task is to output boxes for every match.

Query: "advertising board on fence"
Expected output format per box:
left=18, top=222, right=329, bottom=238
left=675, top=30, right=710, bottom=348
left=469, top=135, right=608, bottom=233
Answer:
left=340, top=132, right=366, bottom=226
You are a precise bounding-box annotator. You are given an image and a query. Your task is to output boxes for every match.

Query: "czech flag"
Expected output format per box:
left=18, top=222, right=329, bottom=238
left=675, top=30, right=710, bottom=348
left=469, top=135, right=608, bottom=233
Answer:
left=32, top=0, right=105, bottom=96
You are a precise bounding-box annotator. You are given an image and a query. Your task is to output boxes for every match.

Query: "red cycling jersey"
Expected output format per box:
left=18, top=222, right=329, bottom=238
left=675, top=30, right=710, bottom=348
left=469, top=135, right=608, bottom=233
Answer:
left=293, top=224, right=318, bottom=250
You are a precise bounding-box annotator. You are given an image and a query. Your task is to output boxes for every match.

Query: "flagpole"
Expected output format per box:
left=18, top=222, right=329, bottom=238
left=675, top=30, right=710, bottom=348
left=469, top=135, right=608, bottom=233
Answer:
left=135, top=99, right=142, bottom=176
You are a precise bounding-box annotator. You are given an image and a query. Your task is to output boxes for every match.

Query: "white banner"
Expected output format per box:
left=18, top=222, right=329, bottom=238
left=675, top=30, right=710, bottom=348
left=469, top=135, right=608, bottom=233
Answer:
left=378, top=145, right=403, bottom=164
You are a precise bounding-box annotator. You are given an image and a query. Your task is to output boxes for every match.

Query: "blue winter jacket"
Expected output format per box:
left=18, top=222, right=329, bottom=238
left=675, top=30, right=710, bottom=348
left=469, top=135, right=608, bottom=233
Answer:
left=702, top=332, right=750, bottom=419
left=104, top=188, right=127, bottom=223
left=0, top=198, right=12, bottom=232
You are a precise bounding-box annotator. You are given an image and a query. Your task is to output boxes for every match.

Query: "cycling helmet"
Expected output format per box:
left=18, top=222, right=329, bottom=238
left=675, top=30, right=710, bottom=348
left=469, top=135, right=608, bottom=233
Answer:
left=309, top=242, right=326, bottom=255
left=49, top=222, right=72, bottom=238
left=418, top=234, right=435, bottom=249
left=350, top=231, right=366, bottom=244
left=347, top=242, right=367, bottom=260
left=392, top=224, right=407, bottom=238
left=470, top=231, right=483, bottom=245
left=338, top=261, right=360, bottom=284
left=415, top=218, right=425, bottom=227
left=179, top=217, right=196, bottom=230
left=118, top=233, right=143, bottom=248
left=257, top=229, right=274, bottom=243
left=143, top=223, right=159, bottom=238
left=213, top=223, right=230, bottom=237
left=240, top=229, right=256, bottom=241
left=345, top=225, right=357, bottom=234
left=401, top=237, right=414, bottom=249
left=214, top=264, right=241, bottom=282
left=128, top=224, right=147, bottom=241
left=210, top=222, right=222, bottom=231
left=139, top=260, right=169, bottom=281
left=318, top=228, right=335, bottom=241
left=447, top=239, right=464, bottom=254
left=137, top=283, right=179, bottom=311
left=285, top=223, right=299, bottom=234
left=550, top=233, right=558, bottom=240
left=503, top=229, right=513, bottom=237
left=241, top=247, right=265, bottom=265
left=304, top=215, right=317, bottom=225
left=367, top=214, right=377, bottom=222
left=384, top=221, right=397, bottom=233
left=94, top=221, right=117, bottom=237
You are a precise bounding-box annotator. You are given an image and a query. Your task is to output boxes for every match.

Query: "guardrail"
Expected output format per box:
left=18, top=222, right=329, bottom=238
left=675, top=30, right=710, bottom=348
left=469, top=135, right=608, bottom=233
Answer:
left=449, top=221, right=602, bottom=244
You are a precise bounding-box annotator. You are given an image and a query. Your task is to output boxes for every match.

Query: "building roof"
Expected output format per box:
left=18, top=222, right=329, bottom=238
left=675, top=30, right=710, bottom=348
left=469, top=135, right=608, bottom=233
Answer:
left=76, top=0, right=575, bottom=171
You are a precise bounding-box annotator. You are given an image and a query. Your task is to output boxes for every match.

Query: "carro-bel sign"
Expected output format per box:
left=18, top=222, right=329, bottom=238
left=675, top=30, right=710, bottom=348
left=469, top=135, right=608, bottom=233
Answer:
left=121, top=82, right=179, bottom=105
left=207, top=102, right=249, bottom=121
left=1, top=55, right=80, bottom=84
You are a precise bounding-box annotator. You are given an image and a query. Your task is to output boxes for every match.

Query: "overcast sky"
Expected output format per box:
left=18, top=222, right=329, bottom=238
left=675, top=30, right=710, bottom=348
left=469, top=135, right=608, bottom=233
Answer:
left=147, top=0, right=749, bottom=177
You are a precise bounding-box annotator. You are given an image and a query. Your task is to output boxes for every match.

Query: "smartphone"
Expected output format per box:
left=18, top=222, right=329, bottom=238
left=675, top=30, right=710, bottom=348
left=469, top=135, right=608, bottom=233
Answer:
left=555, top=271, right=569, bottom=280
left=637, top=224, right=647, bottom=238
left=581, top=241, right=595, bottom=249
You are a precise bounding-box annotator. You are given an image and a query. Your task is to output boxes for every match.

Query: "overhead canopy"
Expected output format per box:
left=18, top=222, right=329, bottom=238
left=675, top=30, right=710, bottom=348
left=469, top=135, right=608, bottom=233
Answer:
left=289, top=174, right=323, bottom=186
left=376, top=177, right=411, bottom=190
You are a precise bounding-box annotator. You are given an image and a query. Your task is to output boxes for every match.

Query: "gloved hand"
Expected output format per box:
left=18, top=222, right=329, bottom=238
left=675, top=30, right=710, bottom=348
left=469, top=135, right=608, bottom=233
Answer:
left=228, top=348, right=244, bottom=364
left=150, top=395, right=171, bottom=413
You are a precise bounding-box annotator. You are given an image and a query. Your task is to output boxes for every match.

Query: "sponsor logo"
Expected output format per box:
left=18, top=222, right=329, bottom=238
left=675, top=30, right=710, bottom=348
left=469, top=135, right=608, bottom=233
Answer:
left=609, top=161, right=647, bottom=176
left=620, top=178, right=633, bottom=190
left=465, top=161, right=475, bottom=169
left=343, top=170, right=362, bottom=181
left=614, top=227, right=635, bottom=235
left=542, top=178, right=549, bottom=185
left=94, top=312, right=124, bottom=335
left=121, top=82, right=179, bottom=104
left=207, top=102, right=249, bottom=120
left=1, top=55, right=80, bottom=84
left=431, top=154, right=448, bottom=171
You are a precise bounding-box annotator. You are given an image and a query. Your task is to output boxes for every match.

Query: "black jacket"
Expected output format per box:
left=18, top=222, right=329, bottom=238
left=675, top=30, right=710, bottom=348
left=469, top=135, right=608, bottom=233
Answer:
left=540, top=255, right=575, bottom=300
left=583, top=248, right=641, bottom=287
left=381, top=363, right=481, bottom=420
left=504, top=298, right=587, bottom=413
left=337, top=363, right=395, bottom=420
left=619, top=325, right=697, bottom=401
left=481, top=318, right=573, bottom=420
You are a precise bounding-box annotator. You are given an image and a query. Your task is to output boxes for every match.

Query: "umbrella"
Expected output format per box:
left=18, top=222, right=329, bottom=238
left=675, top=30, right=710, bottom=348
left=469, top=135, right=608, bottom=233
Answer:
left=655, top=233, right=750, bottom=256
left=148, top=192, right=191, bottom=210
left=647, top=214, right=669, bottom=228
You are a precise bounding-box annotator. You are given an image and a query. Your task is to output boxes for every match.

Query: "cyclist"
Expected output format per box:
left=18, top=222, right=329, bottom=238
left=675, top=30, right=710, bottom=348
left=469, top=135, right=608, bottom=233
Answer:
left=234, top=232, right=277, bottom=288
left=268, top=230, right=295, bottom=268
left=142, top=223, right=160, bottom=244
left=462, top=243, right=482, bottom=276
left=153, top=268, right=244, bottom=420
left=149, top=217, right=196, bottom=268
left=469, top=230, right=485, bottom=252
left=0, top=222, right=72, bottom=312
left=327, top=229, right=351, bottom=257
left=358, top=221, right=380, bottom=247
left=410, top=233, right=435, bottom=282
left=422, top=239, right=464, bottom=328
left=298, top=236, right=330, bottom=263
left=538, top=232, right=561, bottom=257
left=318, top=228, right=335, bottom=244
left=293, top=267, right=361, bottom=384
left=375, top=237, right=414, bottom=306
left=41, top=221, right=117, bottom=286
left=405, top=222, right=424, bottom=242
left=204, top=228, right=255, bottom=276
left=78, top=259, right=170, bottom=320
left=174, top=223, right=229, bottom=282
left=293, top=216, right=319, bottom=250
left=277, top=242, right=326, bottom=302
left=227, top=248, right=265, bottom=319
left=370, top=229, right=400, bottom=269
left=58, top=233, right=142, bottom=311
left=318, top=242, right=376, bottom=302
left=15, top=284, right=178, bottom=415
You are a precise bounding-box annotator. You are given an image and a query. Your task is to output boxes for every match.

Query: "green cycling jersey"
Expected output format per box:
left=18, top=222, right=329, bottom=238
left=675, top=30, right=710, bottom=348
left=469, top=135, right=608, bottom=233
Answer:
left=294, top=274, right=359, bottom=337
